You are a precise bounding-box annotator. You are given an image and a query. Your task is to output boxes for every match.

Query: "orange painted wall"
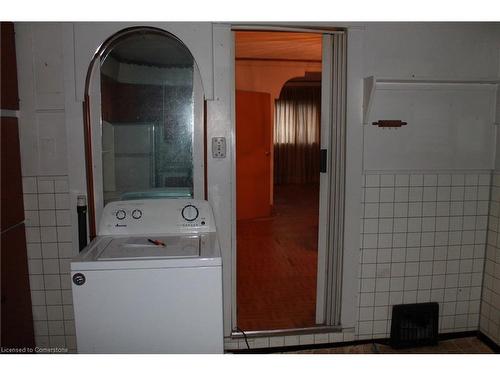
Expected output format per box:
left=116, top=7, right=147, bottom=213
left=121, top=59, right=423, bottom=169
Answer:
left=235, top=60, right=321, bottom=101
left=235, top=60, right=321, bottom=205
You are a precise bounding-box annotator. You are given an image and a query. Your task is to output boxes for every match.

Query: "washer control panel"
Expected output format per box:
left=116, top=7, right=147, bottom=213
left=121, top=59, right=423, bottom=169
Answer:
left=99, top=199, right=215, bottom=236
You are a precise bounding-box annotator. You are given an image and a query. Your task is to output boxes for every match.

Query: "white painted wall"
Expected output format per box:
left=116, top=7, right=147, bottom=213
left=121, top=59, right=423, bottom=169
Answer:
left=15, top=21, right=500, bottom=350
left=363, top=23, right=500, bottom=78
left=16, top=23, right=67, bottom=177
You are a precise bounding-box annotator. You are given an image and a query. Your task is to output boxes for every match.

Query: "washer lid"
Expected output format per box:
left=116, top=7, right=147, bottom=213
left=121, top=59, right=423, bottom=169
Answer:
left=97, top=235, right=200, bottom=260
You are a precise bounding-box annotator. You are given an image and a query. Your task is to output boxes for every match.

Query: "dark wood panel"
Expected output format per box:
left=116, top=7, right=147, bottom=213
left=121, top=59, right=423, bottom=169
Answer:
left=1, top=117, right=24, bottom=231
left=0, top=22, right=19, bottom=110
left=0, top=22, right=33, bottom=350
left=1, top=223, right=35, bottom=349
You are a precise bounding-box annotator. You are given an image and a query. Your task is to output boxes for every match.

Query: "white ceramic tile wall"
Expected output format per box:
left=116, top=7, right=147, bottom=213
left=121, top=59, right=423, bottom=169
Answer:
left=23, top=175, right=77, bottom=352
left=358, top=171, right=490, bottom=340
left=480, top=172, right=500, bottom=345
left=223, top=329, right=356, bottom=351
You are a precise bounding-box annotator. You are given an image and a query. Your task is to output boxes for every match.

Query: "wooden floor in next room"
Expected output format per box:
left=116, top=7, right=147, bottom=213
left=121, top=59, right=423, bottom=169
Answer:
left=237, top=183, right=319, bottom=331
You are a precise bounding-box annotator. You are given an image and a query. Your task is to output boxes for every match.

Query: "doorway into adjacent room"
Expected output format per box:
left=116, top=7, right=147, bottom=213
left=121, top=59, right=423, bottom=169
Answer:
left=235, top=31, right=324, bottom=331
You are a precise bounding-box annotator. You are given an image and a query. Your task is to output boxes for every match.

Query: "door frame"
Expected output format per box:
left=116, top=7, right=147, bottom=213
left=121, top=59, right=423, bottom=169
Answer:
left=230, top=26, right=347, bottom=334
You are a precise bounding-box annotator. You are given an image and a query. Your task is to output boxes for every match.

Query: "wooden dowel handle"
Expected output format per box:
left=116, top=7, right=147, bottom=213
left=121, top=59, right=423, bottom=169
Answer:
left=372, top=120, right=407, bottom=128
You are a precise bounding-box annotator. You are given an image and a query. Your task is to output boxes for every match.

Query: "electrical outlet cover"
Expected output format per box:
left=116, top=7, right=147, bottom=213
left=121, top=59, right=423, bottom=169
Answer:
left=212, top=137, right=226, bottom=158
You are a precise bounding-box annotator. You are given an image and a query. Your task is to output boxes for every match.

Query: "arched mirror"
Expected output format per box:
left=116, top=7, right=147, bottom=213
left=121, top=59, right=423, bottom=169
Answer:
left=96, top=28, right=204, bottom=205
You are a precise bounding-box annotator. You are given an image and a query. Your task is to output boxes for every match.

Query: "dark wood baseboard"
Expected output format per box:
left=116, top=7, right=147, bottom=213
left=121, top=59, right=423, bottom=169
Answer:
left=477, top=331, right=500, bottom=354
left=227, top=330, right=497, bottom=354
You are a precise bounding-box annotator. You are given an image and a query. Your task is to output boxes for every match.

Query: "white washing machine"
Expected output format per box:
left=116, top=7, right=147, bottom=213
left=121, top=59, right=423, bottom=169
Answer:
left=71, top=199, right=223, bottom=353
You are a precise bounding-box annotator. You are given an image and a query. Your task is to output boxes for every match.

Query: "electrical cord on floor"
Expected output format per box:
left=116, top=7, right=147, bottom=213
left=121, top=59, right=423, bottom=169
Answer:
left=235, top=326, right=250, bottom=349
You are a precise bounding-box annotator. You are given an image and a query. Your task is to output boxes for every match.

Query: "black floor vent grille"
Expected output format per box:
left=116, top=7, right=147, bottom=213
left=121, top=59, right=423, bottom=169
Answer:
left=390, top=302, right=439, bottom=348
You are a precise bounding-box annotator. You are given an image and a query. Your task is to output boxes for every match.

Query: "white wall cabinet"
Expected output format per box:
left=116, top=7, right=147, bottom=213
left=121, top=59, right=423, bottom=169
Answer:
left=363, top=79, right=498, bottom=171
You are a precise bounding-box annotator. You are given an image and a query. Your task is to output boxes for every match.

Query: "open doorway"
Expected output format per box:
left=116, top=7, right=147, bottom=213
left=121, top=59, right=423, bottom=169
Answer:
left=235, top=31, right=323, bottom=331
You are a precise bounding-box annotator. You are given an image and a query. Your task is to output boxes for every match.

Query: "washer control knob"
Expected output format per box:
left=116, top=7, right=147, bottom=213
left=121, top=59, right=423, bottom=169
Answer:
left=181, top=204, right=199, bottom=222
left=132, top=209, right=142, bottom=219
left=116, top=210, right=126, bottom=220
left=73, top=273, right=86, bottom=286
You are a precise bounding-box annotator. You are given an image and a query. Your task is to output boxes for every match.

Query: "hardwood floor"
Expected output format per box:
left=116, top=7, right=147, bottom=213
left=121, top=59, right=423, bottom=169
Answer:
left=237, top=183, right=319, bottom=331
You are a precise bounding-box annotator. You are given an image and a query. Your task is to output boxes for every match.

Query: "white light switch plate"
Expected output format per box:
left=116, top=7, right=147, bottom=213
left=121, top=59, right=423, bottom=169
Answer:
left=212, top=137, right=226, bottom=158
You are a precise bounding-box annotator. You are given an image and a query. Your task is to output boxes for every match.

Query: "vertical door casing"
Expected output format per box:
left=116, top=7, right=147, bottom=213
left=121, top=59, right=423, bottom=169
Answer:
left=326, top=32, right=347, bottom=326
left=316, top=33, right=347, bottom=326
left=208, top=24, right=235, bottom=336
left=315, top=34, right=333, bottom=324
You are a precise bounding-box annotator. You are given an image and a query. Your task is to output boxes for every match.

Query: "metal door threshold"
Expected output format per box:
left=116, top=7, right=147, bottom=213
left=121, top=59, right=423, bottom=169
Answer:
left=231, top=325, right=343, bottom=338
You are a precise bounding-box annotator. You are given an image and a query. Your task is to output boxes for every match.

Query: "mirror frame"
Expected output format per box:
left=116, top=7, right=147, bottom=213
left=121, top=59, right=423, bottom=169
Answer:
left=83, top=26, right=201, bottom=239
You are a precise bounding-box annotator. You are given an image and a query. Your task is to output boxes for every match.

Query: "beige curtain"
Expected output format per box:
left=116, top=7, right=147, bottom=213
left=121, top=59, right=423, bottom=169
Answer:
left=274, top=86, right=321, bottom=185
